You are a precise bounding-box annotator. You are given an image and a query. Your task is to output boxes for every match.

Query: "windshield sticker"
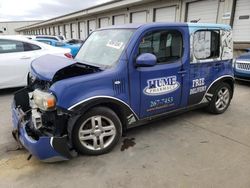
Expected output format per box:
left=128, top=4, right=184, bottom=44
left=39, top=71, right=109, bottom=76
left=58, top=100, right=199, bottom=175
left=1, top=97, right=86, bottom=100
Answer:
left=106, top=40, right=124, bottom=49
left=144, top=76, right=180, bottom=96
left=190, top=78, right=207, bottom=95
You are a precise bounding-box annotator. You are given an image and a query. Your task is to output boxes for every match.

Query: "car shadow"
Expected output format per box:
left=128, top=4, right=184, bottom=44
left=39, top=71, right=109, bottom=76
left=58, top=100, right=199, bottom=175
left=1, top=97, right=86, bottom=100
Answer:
left=235, top=80, right=250, bottom=87
left=124, top=109, right=203, bottom=137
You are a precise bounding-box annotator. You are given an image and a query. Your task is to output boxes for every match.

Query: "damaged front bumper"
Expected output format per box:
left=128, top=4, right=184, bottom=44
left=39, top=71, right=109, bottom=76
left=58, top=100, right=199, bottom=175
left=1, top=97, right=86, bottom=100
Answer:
left=11, top=88, right=74, bottom=162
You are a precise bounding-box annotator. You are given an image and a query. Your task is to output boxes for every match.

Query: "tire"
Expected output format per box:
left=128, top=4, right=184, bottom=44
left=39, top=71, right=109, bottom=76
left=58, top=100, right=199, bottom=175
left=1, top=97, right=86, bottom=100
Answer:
left=72, top=106, right=122, bottom=155
left=207, top=82, right=232, bottom=114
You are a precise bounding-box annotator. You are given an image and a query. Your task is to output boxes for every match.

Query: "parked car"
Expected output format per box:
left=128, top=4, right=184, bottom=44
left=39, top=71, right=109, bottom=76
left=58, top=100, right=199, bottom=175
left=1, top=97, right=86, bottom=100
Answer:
left=35, top=35, right=64, bottom=41
left=0, top=36, right=72, bottom=89
left=234, top=48, right=250, bottom=81
left=12, top=23, right=234, bottom=162
left=65, top=39, right=84, bottom=45
left=35, top=38, right=81, bottom=57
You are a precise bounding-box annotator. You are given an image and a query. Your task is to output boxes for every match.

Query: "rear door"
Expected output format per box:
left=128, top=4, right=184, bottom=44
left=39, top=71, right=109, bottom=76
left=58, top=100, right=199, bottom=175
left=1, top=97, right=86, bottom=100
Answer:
left=188, top=29, right=221, bottom=105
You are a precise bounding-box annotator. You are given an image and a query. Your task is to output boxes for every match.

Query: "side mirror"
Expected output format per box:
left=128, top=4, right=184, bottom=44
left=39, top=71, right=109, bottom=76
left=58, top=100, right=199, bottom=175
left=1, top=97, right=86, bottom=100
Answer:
left=136, top=53, right=157, bottom=67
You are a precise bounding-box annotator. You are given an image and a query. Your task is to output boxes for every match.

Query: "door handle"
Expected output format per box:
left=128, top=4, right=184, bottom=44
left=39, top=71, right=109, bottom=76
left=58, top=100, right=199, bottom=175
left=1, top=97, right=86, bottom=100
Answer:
left=178, top=70, right=187, bottom=74
left=20, top=56, right=31, bottom=60
left=214, top=63, right=222, bottom=67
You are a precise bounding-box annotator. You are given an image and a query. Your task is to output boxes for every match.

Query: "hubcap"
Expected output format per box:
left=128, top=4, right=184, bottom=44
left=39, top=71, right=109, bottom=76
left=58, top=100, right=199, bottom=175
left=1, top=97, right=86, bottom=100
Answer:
left=78, top=116, right=116, bottom=151
left=215, top=87, right=230, bottom=111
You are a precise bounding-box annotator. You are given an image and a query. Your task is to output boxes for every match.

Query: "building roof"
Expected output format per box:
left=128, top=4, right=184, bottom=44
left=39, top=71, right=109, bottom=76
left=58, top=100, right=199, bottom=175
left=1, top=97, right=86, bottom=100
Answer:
left=98, top=22, right=231, bottom=30
left=16, top=0, right=155, bottom=31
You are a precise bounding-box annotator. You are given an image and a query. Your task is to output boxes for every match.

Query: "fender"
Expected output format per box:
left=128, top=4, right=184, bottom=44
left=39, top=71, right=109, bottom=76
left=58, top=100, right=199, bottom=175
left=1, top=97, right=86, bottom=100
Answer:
left=202, top=75, right=234, bottom=103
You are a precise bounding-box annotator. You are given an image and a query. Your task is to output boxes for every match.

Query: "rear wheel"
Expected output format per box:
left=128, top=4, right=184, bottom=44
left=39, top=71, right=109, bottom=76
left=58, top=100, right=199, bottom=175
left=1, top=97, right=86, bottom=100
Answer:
left=72, top=106, right=122, bottom=155
left=207, top=83, right=232, bottom=114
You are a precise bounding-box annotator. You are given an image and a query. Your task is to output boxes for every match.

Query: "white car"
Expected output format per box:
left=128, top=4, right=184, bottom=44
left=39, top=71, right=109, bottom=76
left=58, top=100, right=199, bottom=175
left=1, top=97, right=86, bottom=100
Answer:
left=0, top=36, right=72, bottom=89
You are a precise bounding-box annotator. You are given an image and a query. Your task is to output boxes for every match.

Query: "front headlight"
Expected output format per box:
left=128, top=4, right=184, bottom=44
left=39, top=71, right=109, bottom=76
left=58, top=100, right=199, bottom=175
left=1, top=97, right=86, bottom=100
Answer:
left=33, top=89, right=56, bottom=111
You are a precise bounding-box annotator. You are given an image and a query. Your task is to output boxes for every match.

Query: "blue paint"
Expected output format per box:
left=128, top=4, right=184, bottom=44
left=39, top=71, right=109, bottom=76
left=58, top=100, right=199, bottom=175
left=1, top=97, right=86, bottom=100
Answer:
left=35, top=38, right=81, bottom=57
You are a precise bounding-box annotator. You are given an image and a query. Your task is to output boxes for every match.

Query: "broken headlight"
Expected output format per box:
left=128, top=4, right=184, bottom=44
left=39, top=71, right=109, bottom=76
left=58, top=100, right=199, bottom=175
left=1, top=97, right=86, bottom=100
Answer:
left=33, top=89, right=56, bottom=111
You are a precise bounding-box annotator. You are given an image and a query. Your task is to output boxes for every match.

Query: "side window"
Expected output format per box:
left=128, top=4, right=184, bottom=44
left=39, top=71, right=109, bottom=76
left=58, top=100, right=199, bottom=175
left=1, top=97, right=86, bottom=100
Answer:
left=193, top=30, right=220, bottom=60
left=138, top=30, right=183, bottom=64
left=38, top=40, right=51, bottom=45
left=55, top=42, right=65, bottom=47
left=0, top=39, right=25, bottom=53
left=23, top=43, right=41, bottom=51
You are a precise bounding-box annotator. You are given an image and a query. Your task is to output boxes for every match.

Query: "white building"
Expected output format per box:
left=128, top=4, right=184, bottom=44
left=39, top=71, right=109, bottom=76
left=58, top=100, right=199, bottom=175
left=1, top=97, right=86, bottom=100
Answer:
left=16, top=0, right=250, bottom=50
left=0, top=21, right=42, bottom=35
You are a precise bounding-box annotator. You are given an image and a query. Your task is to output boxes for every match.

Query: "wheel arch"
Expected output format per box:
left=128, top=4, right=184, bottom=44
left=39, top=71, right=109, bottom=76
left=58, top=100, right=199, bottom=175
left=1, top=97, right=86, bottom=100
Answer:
left=68, top=97, right=139, bottom=133
left=207, top=76, right=234, bottom=98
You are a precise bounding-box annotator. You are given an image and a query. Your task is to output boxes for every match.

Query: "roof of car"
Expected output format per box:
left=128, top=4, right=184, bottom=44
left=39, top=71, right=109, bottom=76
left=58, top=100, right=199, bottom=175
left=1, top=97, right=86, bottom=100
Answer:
left=0, top=35, right=55, bottom=49
left=36, top=38, right=58, bottom=42
left=98, top=22, right=231, bottom=30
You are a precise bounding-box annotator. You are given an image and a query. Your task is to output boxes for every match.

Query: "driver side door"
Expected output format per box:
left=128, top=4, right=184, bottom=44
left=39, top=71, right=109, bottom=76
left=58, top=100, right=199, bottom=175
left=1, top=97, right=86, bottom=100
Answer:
left=137, top=30, right=185, bottom=118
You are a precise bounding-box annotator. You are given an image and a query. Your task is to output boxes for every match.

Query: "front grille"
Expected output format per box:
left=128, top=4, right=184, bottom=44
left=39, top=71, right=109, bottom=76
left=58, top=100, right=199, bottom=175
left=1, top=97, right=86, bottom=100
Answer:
left=236, top=61, right=250, bottom=71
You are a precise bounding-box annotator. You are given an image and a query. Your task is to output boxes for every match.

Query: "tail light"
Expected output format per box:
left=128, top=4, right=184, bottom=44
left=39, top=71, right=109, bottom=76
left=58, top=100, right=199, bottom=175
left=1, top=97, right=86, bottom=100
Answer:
left=64, top=53, right=73, bottom=59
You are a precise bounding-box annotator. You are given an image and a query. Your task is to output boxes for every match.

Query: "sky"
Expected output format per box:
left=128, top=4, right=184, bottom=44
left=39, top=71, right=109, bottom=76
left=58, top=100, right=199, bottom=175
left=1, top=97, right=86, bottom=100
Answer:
left=0, top=0, right=112, bottom=21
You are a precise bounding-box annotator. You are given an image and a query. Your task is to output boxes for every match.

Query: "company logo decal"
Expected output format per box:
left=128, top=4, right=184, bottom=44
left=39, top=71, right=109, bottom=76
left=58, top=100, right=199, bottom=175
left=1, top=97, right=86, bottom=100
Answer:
left=144, top=76, right=180, bottom=96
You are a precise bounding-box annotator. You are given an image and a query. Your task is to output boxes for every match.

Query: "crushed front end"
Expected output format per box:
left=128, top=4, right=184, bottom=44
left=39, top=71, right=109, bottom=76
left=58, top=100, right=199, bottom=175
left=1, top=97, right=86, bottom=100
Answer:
left=11, top=81, right=75, bottom=162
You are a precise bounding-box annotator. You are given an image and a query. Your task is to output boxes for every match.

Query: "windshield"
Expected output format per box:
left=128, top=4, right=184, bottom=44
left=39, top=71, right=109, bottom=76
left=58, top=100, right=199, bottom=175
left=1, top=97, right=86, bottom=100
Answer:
left=75, top=29, right=134, bottom=67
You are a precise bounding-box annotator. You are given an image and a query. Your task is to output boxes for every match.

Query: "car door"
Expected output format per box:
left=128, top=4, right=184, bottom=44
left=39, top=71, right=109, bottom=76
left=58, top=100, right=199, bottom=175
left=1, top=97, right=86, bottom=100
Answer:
left=129, top=29, right=187, bottom=118
left=188, top=29, right=221, bottom=105
left=0, top=39, right=40, bottom=89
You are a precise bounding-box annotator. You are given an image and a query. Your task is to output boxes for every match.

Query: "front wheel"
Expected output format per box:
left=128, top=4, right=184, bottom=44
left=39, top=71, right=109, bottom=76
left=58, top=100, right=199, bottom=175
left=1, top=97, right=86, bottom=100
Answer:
left=207, top=82, right=232, bottom=114
left=72, top=106, right=122, bottom=155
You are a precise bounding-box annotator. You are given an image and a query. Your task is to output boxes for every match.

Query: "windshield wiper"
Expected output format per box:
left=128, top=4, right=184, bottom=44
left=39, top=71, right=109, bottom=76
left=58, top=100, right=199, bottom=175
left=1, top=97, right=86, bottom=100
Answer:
left=76, top=59, right=111, bottom=70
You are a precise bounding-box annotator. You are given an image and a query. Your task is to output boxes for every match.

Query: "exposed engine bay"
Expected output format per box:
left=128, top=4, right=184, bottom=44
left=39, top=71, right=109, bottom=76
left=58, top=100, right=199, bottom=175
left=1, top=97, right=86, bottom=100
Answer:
left=16, top=59, right=101, bottom=141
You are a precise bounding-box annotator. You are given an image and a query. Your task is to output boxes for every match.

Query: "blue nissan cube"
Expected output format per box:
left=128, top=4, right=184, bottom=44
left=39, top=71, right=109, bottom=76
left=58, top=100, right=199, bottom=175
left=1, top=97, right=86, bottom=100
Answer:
left=12, top=23, right=234, bottom=162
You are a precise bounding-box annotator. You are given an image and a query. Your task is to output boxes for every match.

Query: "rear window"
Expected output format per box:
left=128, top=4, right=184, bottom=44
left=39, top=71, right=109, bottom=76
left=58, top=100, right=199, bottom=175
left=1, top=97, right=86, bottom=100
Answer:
left=24, top=43, right=41, bottom=51
left=38, top=40, right=52, bottom=45
left=193, top=30, right=220, bottom=60
left=0, top=39, right=24, bottom=53
left=0, top=39, right=41, bottom=53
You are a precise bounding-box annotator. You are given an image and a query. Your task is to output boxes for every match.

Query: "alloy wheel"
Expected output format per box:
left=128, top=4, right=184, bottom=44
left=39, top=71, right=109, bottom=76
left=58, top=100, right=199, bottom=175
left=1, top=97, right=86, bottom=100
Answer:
left=78, top=115, right=116, bottom=151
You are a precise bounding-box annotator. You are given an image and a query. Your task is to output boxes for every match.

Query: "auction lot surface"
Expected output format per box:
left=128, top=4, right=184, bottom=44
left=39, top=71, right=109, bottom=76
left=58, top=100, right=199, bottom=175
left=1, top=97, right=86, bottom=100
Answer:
left=0, top=82, right=250, bottom=188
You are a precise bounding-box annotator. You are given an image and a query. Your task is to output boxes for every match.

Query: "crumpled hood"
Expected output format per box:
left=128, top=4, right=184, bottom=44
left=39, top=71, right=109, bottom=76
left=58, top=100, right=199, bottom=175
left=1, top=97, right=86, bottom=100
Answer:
left=31, top=54, right=76, bottom=81
left=31, top=54, right=101, bottom=83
